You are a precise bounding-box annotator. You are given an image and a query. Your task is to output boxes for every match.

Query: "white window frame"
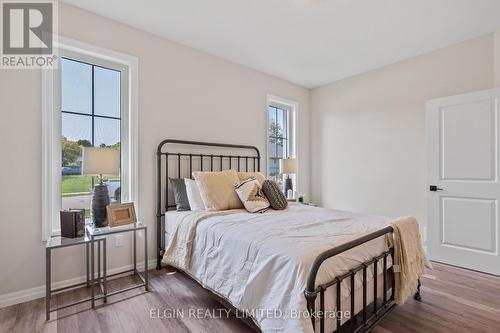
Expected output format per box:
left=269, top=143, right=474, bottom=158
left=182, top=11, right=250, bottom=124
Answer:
left=41, top=36, right=139, bottom=240
left=266, top=94, right=299, bottom=192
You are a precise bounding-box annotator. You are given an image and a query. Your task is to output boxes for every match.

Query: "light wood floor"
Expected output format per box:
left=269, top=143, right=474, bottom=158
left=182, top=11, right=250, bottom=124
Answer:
left=1, top=262, right=499, bottom=333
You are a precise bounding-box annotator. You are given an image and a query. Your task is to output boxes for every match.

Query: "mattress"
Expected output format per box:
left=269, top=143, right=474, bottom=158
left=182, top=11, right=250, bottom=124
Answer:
left=164, top=203, right=394, bottom=333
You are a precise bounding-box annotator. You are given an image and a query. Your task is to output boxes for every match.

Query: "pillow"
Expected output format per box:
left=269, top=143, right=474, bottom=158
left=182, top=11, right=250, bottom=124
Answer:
left=237, top=172, right=266, bottom=185
left=234, top=178, right=270, bottom=213
left=261, top=180, right=288, bottom=210
left=192, top=169, right=243, bottom=211
left=169, top=178, right=190, bottom=211
left=184, top=178, right=205, bottom=211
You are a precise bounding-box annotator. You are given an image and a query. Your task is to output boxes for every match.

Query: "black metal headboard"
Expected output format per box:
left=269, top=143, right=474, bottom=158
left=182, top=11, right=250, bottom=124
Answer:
left=156, top=139, right=261, bottom=269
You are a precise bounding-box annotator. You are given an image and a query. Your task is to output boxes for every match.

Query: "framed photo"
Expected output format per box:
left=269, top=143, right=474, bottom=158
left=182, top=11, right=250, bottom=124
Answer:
left=107, top=203, right=137, bottom=227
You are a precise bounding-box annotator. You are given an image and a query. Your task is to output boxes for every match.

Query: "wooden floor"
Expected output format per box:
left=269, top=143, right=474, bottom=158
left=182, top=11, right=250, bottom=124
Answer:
left=1, top=262, right=499, bottom=333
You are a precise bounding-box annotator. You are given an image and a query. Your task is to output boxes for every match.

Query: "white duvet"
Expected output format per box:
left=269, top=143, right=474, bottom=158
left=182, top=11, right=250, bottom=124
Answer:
left=162, top=203, right=395, bottom=333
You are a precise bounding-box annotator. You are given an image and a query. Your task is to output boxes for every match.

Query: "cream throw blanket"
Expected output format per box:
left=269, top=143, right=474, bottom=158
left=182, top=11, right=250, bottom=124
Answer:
left=162, top=210, right=239, bottom=268
left=391, top=216, right=432, bottom=304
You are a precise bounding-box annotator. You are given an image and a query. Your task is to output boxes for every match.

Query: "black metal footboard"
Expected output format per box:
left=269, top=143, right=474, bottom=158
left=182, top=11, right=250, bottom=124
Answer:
left=304, top=226, right=398, bottom=333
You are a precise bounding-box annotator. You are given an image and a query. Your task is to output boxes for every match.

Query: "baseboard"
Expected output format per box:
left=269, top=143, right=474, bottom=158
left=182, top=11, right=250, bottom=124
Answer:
left=0, top=259, right=157, bottom=309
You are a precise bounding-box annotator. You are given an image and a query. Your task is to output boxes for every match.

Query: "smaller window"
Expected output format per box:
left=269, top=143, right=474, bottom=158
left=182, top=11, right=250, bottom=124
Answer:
left=267, top=99, right=297, bottom=192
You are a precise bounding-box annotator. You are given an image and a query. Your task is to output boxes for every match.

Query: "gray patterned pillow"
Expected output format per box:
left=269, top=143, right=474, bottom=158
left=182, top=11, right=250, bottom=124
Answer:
left=262, top=180, right=287, bottom=210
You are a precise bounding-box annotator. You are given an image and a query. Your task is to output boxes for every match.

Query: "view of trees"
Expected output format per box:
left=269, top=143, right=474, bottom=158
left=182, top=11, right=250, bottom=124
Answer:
left=61, top=136, right=120, bottom=166
left=268, top=121, right=286, bottom=179
left=62, top=137, right=83, bottom=165
left=268, top=122, right=284, bottom=147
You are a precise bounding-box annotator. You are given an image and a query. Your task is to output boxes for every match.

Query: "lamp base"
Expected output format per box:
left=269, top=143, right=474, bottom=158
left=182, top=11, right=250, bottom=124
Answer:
left=284, top=177, right=293, bottom=197
left=91, top=184, right=110, bottom=227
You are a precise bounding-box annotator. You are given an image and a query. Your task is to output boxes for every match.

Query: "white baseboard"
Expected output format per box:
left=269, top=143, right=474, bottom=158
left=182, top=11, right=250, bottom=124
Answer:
left=0, top=259, right=157, bottom=309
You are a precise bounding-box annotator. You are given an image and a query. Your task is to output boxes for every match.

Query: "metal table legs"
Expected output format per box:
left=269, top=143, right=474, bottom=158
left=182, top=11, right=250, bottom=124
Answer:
left=90, top=227, right=148, bottom=307
left=46, top=226, right=148, bottom=320
left=46, top=239, right=102, bottom=321
left=45, top=248, right=50, bottom=321
left=86, top=242, right=90, bottom=287
left=90, top=236, right=106, bottom=308
left=145, top=229, right=149, bottom=291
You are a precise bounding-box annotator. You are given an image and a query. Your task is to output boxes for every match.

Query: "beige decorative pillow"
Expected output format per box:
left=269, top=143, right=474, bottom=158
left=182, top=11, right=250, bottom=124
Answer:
left=237, top=172, right=265, bottom=185
left=234, top=178, right=270, bottom=213
left=193, top=169, right=243, bottom=211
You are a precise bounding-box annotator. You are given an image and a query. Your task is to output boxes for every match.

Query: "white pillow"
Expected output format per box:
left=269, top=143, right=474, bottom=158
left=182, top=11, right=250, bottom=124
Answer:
left=184, top=178, right=205, bottom=211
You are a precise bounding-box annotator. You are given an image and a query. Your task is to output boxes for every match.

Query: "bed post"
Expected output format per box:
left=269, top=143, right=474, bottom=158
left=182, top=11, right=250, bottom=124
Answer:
left=156, top=150, right=162, bottom=270
left=304, top=290, right=317, bottom=331
left=414, top=278, right=422, bottom=301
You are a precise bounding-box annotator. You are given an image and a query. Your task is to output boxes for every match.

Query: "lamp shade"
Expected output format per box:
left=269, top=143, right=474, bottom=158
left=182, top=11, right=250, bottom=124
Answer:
left=280, top=158, right=297, bottom=174
left=82, top=147, right=120, bottom=176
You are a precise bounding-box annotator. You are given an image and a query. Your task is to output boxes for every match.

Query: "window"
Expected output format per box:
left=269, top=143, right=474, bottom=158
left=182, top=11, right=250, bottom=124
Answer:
left=266, top=96, right=297, bottom=191
left=42, top=38, right=138, bottom=239
left=60, top=58, right=122, bottom=215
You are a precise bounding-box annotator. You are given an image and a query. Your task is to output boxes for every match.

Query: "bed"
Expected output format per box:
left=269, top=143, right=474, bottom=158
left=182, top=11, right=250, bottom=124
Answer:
left=155, top=139, right=422, bottom=333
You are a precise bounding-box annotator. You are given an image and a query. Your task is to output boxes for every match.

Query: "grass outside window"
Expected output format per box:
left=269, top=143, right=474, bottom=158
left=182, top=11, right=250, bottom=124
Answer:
left=62, top=175, right=119, bottom=197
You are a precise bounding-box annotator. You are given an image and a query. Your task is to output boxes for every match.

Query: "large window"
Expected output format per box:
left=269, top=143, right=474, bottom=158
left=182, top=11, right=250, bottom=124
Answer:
left=267, top=98, right=297, bottom=190
left=60, top=58, right=122, bottom=216
left=42, top=40, right=137, bottom=239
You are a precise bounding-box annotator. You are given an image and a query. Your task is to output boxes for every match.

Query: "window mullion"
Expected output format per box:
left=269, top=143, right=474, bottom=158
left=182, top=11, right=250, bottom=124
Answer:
left=61, top=109, right=120, bottom=120
left=275, top=107, right=278, bottom=162
left=91, top=65, right=95, bottom=189
left=91, top=65, right=95, bottom=147
left=286, top=109, right=289, bottom=157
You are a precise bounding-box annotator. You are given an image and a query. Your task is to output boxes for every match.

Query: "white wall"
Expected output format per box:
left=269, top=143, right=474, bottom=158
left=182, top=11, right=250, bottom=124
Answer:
left=310, top=35, right=495, bottom=232
left=0, top=3, right=310, bottom=303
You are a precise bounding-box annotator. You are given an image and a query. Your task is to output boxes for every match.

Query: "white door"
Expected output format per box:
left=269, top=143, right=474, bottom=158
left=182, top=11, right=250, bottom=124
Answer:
left=426, top=88, right=500, bottom=275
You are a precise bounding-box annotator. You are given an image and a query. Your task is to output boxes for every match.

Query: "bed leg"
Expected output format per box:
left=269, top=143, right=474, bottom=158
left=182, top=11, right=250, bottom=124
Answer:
left=414, top=278, right=422, bottom=301
left=156, top=254, right=162, bottom=270
left=304, top=291, right=317, bottom=331
left=156, top=212, right=162, bottom=270
left=157, top=248, right=164, bottom=270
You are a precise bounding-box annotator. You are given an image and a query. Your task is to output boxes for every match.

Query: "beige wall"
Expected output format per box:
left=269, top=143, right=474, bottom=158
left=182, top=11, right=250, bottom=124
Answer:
left=310, top=35, right=495, bottom=233
left=0, top=3, right=310, bottom=301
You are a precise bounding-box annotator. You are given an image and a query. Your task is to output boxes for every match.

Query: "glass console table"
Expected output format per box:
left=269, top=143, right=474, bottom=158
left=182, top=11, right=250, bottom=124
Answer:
left=85, top=222, right=149, bottom=307
left=45, top=222, right=148, bottom=320
left=45, top=235, right=105, bottom=320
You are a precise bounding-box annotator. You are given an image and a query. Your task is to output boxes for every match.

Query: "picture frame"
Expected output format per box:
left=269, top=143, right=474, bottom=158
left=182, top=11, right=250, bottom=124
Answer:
left=106, top=202, right=137, bottom=227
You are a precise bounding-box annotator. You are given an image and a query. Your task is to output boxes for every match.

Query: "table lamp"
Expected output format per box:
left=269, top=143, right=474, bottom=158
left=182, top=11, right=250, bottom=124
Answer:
left=281, top=157, right=297, bottom=199
left=82, top=147, right=120, bottom=227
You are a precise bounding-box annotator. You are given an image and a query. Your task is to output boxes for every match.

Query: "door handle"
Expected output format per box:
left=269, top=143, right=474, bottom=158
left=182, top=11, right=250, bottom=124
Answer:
left=429, top=185, right=443, bottom=192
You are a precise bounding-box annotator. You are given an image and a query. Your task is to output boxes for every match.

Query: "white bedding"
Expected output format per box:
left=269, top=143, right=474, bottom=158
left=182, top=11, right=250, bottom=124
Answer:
left=163, top=203, right=394, bottom=333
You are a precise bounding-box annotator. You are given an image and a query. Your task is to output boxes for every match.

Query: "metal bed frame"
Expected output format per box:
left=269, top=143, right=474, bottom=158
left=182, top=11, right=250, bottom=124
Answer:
left=155, top=139, right=421, bottom=333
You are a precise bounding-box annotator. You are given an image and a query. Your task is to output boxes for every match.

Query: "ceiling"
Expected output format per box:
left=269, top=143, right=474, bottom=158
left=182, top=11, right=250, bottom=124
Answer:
left=62, top=0, right=500, bottom=88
